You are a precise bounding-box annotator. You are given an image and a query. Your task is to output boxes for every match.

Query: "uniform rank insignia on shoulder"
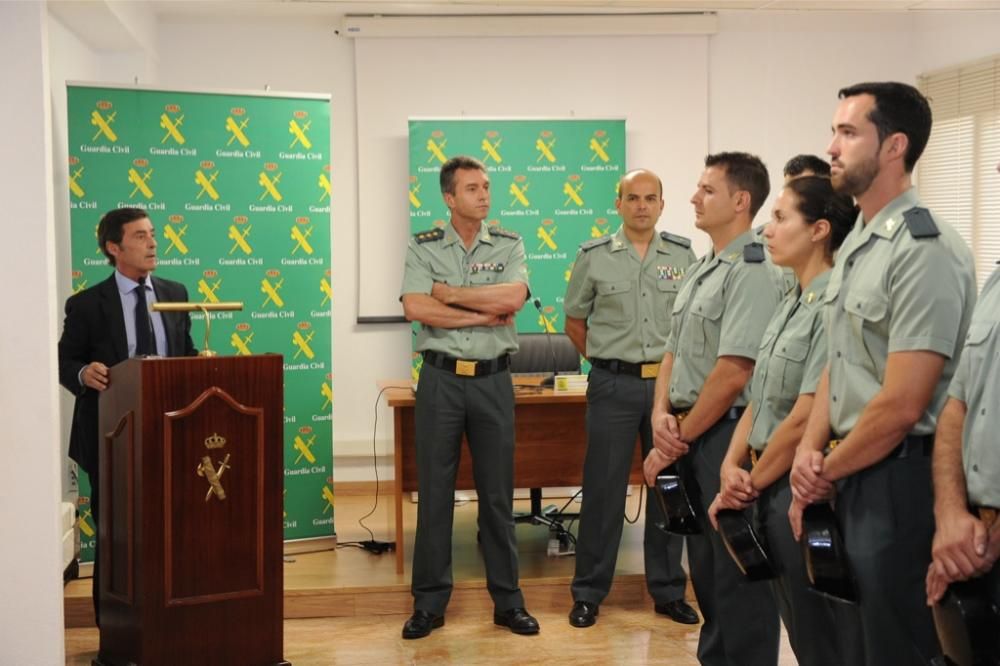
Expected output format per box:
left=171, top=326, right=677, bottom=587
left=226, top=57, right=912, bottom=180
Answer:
left=488, top=226, right=520, bottom=240
left=580, top=236, right=612, bottom=252
left=743, top=242, right=766, bottom=263
left=659, top=231, right=692, bottom=248
left=414, top=228, right=445, bottom=244
left=902, top=207, right=940, bottom=239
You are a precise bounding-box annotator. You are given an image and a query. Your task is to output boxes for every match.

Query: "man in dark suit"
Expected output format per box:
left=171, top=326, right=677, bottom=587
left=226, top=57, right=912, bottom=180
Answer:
left=58, top=207, right=196, bottom=625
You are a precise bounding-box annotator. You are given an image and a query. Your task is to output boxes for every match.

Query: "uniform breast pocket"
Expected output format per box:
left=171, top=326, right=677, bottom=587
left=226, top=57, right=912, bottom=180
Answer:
left=655, top=280, right=680, bottom=325
left=686, top=295, right=723, bottom=357
left=772, top=338, right=809, bottom=398
left=961, top=321, right=996, bottom=378
left=843, top=290, right=888, bottom=364
left=593, top=279, right=634, bottom=324
left=470, top=270, right=501, bottom=285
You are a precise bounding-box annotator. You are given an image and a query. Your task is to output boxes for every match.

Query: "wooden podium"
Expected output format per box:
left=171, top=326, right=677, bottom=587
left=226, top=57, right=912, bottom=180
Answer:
left=95, top=355, right=288, bottom=666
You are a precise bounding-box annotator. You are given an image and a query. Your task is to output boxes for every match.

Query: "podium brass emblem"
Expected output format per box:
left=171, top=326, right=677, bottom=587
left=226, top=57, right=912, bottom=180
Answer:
left=197, top=432, right=231, bottom=502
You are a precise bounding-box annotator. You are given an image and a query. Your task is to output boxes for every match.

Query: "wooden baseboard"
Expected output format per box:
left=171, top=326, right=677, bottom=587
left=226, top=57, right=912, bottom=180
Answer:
left=332, top=480, right=395, bottom=496
left=283, top=535, right=338, bottom=555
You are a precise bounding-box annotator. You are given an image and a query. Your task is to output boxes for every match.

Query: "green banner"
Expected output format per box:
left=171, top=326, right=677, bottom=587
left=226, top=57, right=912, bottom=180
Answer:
left=67, top=84, right=334, bottom=561
left=408, top=118, right=626, bottom=376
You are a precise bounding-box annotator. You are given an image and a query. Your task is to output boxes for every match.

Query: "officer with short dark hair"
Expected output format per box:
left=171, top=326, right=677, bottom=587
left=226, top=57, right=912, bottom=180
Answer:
left=399, top=155, right=539, bottom=640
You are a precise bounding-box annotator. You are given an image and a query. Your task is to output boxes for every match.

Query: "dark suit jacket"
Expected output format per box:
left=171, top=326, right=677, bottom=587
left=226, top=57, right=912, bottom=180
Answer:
left=58, top=272, right=197, bottom=475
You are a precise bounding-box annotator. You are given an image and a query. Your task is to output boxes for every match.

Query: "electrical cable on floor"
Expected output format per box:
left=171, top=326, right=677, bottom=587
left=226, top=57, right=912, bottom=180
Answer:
left=554, top=488, right=583, bottom=545
left=335, top=384, right=408, bottom=556
left=624, top=483, right=645, bottom=525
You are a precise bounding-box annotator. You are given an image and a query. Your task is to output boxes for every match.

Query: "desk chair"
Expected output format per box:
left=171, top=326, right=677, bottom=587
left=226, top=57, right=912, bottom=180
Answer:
left=509, top=333, right=582, bottom=549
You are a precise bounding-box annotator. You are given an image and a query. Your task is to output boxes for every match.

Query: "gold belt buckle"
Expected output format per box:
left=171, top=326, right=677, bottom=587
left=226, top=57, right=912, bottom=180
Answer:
left=979, top=507, right=998, bottom=531
left=674, top=410, right=690, bottom=424
left=748, top=446, right=759, bottom=468
left=825, top=438, right=841, bottom=455
left=641, top=362, right=660, bottom=379
left=455, top=359, right=477, bottom=377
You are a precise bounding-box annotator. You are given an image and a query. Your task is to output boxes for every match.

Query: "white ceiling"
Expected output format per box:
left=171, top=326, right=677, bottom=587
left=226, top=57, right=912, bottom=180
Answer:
left=47, top=0, right=1000, bottom=52
left=146, top=0, right=1000, bottom=19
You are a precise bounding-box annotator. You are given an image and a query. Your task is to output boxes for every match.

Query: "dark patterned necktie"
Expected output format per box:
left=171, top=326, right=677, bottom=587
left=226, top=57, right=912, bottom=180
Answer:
left=135, top=277, right=156, bottom=356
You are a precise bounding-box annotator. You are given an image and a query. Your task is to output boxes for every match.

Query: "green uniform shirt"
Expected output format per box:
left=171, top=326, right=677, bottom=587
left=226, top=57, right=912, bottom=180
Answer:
left=400, top=221, right=530, bottom=359
left=563, top=226, right=696, bottom=363
left=747, top=270, right=830, bottom=451
left=948, top=264, right=1000, bottom=507
left=824, top=188, right=976, bottom=437
left=665, top=230, right=783, bottom=410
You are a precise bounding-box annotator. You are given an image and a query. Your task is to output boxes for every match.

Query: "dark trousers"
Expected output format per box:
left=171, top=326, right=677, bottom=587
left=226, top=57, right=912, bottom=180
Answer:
left=571, top=368, right=687, bottom=606
left=681, top=417, right=780, bottom=666
left=836, top=446, right=940, bottom=665
left=411, top=363, right=524, bottom=615
left=757, top=475, right=864, bottom=666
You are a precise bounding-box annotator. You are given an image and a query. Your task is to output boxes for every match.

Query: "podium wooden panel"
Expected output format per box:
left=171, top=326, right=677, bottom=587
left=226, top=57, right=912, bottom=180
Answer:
left=96, top=355, right=287, bottom=666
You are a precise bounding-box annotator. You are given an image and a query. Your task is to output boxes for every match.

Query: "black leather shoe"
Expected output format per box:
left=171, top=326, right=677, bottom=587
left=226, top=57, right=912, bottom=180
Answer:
left=402, top=609, right=444, bottom=639
left=655, top=599, right=700, bottom=625
left=568, top=600, right=599, bottom=628
left=493, top=607, right=540, bottom=635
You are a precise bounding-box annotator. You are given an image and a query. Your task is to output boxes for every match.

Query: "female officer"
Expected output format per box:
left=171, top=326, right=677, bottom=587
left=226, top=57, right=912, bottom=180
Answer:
left=707, top=175, right=860, bottom=666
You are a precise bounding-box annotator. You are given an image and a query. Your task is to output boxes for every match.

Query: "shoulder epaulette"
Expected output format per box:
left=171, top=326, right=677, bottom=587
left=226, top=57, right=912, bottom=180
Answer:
left=902, top=207, right=940, bottom=239
left=743, top=242, right=766, bottom=263
left=660, top=231, right=692, bottom=248
left=488, top=226, right=520, bottom=240
left=414, top=228, right=445, bottom=244
left=580, top=236, right=613, bottom=252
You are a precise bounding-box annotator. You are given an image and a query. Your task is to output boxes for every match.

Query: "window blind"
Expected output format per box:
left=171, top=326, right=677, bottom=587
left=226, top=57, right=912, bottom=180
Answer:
left=919, top=56, right=1000, bottom=291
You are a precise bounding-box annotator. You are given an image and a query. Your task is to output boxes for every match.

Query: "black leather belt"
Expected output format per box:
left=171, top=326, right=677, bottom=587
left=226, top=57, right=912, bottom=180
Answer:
left=589, top=357, right=661, bottom=379
left=674, top=406, right=745, bottom=424
left=422, top=350, right=510, bottom=377
left=828, top=433, right=933, bottom=458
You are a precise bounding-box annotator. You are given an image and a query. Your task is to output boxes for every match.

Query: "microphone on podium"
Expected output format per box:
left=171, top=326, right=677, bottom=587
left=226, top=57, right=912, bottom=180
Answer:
left=532, top=297, right=558, bottom=388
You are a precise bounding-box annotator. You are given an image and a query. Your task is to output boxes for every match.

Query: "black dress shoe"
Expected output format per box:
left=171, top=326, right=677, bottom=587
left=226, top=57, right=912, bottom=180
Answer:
left=493, top=607, right=540, bottom=635
left=568, top=600, right=599, bottom=628
left=402, top=609, right=444, bottom=639
left=654, top=599, right=700, bottom=625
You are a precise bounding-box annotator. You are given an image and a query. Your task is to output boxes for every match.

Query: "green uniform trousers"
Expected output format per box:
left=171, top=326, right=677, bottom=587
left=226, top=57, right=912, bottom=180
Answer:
left=411, top=363, right=525, bottom=615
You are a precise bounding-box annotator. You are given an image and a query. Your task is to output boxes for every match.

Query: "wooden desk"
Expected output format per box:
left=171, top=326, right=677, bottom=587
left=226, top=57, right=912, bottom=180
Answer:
left=384, top=380, right=643, bottom=574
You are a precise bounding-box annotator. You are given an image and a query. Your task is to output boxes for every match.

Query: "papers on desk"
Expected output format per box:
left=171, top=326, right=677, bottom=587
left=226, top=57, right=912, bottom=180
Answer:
left=553, top=374, right=588, bottom=393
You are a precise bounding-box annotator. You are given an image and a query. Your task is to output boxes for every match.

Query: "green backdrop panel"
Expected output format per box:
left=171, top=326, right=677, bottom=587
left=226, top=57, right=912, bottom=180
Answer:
left=67, top=84, right=334, bottom=562
left=408, top=118, right=626, bottom=373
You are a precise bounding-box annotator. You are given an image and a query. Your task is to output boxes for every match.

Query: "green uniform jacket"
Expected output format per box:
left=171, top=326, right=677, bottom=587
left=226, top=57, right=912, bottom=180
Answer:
left=563, top=226, right=696, bottom=363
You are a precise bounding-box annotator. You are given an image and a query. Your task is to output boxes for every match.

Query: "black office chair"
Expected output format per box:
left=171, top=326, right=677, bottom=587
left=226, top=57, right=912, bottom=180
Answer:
left=509, top=333, right=582, bottom=547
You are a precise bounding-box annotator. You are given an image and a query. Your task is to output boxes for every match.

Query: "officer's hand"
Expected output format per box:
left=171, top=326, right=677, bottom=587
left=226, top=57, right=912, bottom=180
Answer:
left=789, top=447, right=833, bottom=504
left=482, top=313, right=513, bottom=327
left=720, top=463, right=758, bottom=505
left=430, top=281, right=453, bottom=305
left=82, top=362, right=110, bottom=391
left=643, top=448, right=673, bottom=487
left=931, top=509, right=988, bottom=582
left=652, top=411, right=688, bottom=459
left=707, top=494, right=723, bottom=531
left=708, top=492, right=750, bottom=531
left=788, top=495, right=806, bottom=542
left=925, top=560, right=951, bottom=606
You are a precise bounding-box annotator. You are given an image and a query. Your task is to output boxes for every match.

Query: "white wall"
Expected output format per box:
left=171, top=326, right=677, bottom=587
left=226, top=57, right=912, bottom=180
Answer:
left=707, top=10, right=1000, bottom=235
left=353, top=34, right=710, bottom=319
left=0, top=2, right=65, bottom=663
left=51, top=7, right=1000, bottom=488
